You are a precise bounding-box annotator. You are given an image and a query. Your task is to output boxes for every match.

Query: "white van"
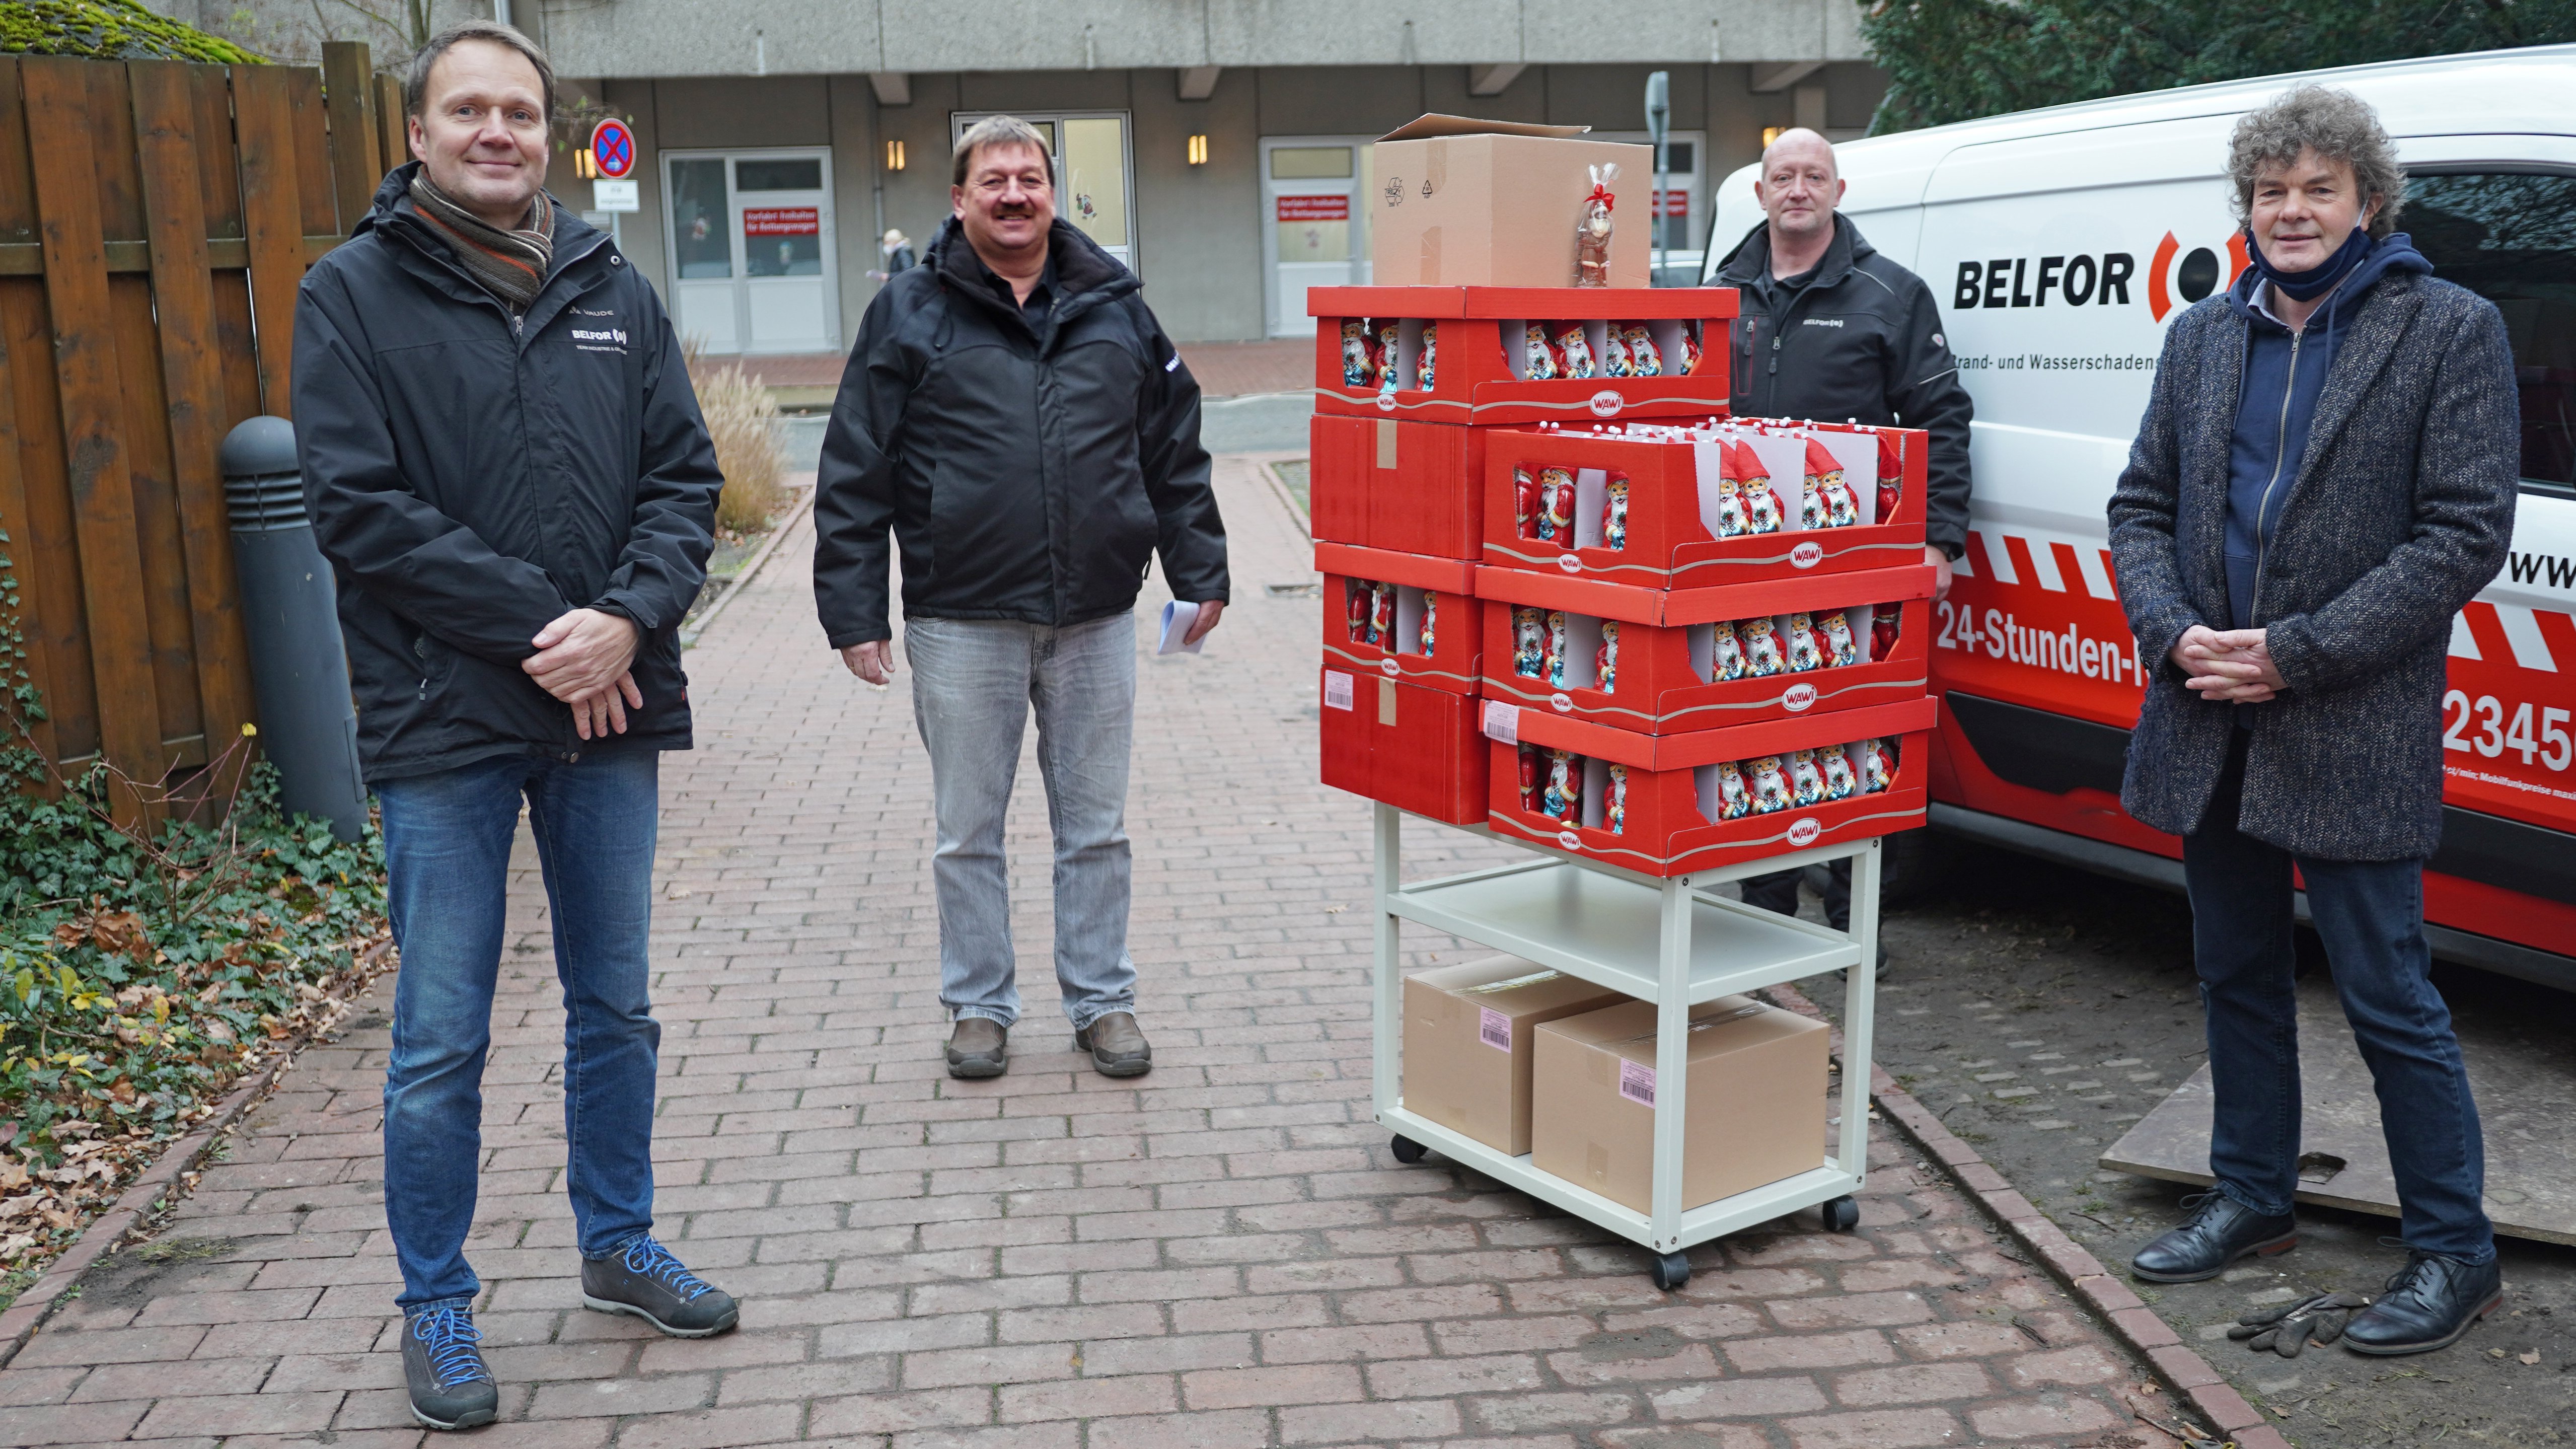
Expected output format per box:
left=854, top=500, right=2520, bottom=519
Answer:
left=1703, top=46, right=2576, bottom=984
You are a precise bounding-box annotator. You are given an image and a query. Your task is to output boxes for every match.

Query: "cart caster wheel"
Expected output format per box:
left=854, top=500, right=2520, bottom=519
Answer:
left=1649, top=1252, right=1691, bottom=1290
left=1822, top=1195, right=1861, bottom=1233
left=1389, top=1134, right=1428, bottom=1165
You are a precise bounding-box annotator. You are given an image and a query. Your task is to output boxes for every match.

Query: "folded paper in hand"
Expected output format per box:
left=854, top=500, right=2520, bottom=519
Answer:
left=1158, top=601, right=1205, bottom=656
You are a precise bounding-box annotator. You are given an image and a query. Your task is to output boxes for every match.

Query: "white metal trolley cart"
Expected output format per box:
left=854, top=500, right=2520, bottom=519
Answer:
left=1370, top=801, right=1880, bottom=1289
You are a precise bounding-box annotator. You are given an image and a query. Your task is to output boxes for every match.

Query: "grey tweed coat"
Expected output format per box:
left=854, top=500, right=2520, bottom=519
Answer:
left=2106, top=271, right=2519, bottom=860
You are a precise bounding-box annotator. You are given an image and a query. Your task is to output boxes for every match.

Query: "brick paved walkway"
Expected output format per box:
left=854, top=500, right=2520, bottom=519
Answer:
left=0, top=461, right=2188, bottom=1448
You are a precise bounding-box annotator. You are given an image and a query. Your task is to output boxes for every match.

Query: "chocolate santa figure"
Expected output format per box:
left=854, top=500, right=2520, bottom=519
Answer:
left=1621, top=322, right=1662, bottom=377
left=1677, top=320, right=1702, bottom=375
left=1537, top=468, right=1575, bottom=543
left=1605, top=764, right=1629, bottom=835
left=1340, top=319, right=1375, bottom=388
left=1878, top=465, right=1901, bottom=527
left=1523, top=322, right=1561, bottom=381
left=1544, top=749, right=1582, bottom=822
left=1376, top=320, right=1402, bottom=394
left=1732, top=442, right=1785, bottom=534
left=1872, top=609, right=1900, bottom=662
left=1418, top=591, right=1437, bottom=656
left=1713, top=475, right=1746, bottom=539
left=1783, top=612, right=1824, bottom=674
left=1788, top=748, right=1827, bottom=807
left=1512, top=607, right=1547, bottom=678
left=1818, top=743, right=1859, bottom=801
left=1416, top=321, right=1438, bottom=390
left=1713, top=759, right=1753, bottom=821
left=1818, top=609, right=1859, bottom=667
left=1599, top=326, right=1634, bottom=379
left=1601, top=477, right=1630, bottom=551
left=1739, top=616, right=1785, bottom=677
left=1747, top=755, right=1792, bottom=815
left=1595, top=622, right=1620, bottom=694
left=1709, top=619, right=1748, bottom=681
left=1574, top=163, right=1618, bottom=287
left=1344, top=578, right=1371, bottom=644
left=1369, top=581, right=1395, bottom=648
left=1860, top=737, right=1898, bottom=793
left=1517, top=743, right=1542, bottom=811
left=1551, top=321, right=1597, bottom=380
left=1544, top=610, right=1571, bottom=688
left=1513, top=466, right=1539, bottom=539
left=1805, top=438, right=1860, bottom=528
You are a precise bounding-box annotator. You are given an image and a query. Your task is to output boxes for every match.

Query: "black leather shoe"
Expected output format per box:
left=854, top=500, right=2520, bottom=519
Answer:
left=946, top=1018, right=1008, bottom=1078
left=2343, top=1250, right=2503, bottom=1355
left=2130, top=1190, right=2299, bottom=1283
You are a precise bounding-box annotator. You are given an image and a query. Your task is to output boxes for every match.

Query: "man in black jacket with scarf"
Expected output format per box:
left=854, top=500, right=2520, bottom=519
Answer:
left=814, top=116, right=1228, bottom=1082
left=2109, top=86, right=2518, bottom=1356
left=295, top=21, right=740, bottom=1431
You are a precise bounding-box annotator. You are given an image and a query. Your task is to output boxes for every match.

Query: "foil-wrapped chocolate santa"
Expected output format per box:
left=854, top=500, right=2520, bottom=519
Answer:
left=1788, top=748, right=1827, bottom=807
left=1416, top=321, right=1438, bottom=391
left=1747, top=755, right=1792, bottom=815
left=1513, top=465, right=1538, bottom=539
left=1595, top=622, right=1619, bottom=694
left=1599, top=326, right=1634, bottom=379
left=1511, top=607, right=1547, bottom=678
left=1739, top=616, right=1785, bottom=677
left=1860, top=737, right=1898, bottom=793
left=1543, top=748, right=1582, bottom=822
left=1574, top=163, right=1617, bottom=287
left=1517, top=743, right=1543, bottom=812
left=1708, top=619, right=1747, bottom=682
left=1805, top=438, right=1860, bottom=528
left=1418, top=591, right=1437, bottom=655
left=1817, top=743, right=1859, bottom=801
left=1818, top=609, right=1859, bottom=667
left=1344, top=578, right=1371, bottom=644
left=1730, top=441, right=1784, bottom=535
left=1376, top=320, right=1402, bottom=394
left=1536, top=467, right=1575, bottom=543
left=1783, top=612, right=1824, bottom=674
left=1340, top=319, right=1376, bottom=388
left=1677, top=320, right=1702, bottom=375
left=1522, top=322, right=1561, bottom=381
left=1544, top=610, right=1571, bottom=688
left=1550, top=321, right=1597, bottom=380
left=1872, top=609, right=1900, bottom=663
left=1369, top=581, right=1395, bottom=647
left=1621, top=322, right=1662, bottom=377
left=1601, top=477, right=1630, bottom=551
left=1712, top=759, right=1753, bottom=821
left=1605, top=764, right=1628, bottom=835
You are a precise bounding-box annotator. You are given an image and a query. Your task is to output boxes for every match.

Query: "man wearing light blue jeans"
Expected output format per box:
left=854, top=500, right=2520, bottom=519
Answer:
left=815, top=118, right=1228, bottom=1079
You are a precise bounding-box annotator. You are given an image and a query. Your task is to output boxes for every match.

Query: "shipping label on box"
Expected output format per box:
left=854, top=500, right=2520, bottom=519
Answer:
left=1482, top=420, right=1929, bottom=589
left=1530, top=995, right=1829, bottom=1215
left=1402, top=955, right=1628, bottom=1156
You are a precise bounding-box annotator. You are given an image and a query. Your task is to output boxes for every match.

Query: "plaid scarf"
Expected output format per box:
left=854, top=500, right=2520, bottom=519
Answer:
left=408, top=172, right=556, bottom=312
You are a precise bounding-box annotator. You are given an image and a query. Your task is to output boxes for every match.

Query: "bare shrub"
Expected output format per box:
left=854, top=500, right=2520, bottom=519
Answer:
left=683, top=340, right=789, bottom=536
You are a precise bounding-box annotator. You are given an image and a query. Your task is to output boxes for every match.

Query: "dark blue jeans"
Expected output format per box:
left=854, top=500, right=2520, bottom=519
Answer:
left=2183, top=734, right=2494, bottom=1263
left=377, top=749, right=664, bottom=1310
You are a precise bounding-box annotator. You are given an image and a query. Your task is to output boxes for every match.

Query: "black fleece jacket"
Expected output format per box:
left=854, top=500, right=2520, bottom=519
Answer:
left=292, top=163, right=722, bottom=782
left=813, top=217, right=1226, bottom=647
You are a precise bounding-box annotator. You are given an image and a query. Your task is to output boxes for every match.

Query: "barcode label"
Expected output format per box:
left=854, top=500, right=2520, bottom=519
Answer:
left=1482, top=700, right=1518, bottom=744
left=1478, top=1007, right=1512, bottom=1052
left=1618, top=1060, right=1656, bottom=1107
left=1323, top=671, right=1354, bottom=711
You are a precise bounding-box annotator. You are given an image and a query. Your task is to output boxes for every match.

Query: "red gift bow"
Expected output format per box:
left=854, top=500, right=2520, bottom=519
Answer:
left=1586, top=184, right=1615, bottom=210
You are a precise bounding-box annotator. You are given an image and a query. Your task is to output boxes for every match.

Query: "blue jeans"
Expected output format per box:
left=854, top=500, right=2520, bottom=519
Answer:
left=376, top=749, right=664, bottom=1310
left=2183, top=734, right=2494, bottom=1262
left=903, top=614, right=1138, bottom=1031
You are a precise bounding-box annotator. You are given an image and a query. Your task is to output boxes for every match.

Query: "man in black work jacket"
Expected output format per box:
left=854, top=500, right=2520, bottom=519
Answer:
left=813, top=116, right=1228, bottom=1083
left=1711, top=127, right=1974, bottom=933
left=294, top=21, right=739, bottom=1432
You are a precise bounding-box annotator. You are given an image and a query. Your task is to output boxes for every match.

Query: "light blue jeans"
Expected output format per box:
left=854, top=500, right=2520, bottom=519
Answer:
left=375, top=749, right=663, bottom=1311
left=904, top=613, right=1138, bottom=1031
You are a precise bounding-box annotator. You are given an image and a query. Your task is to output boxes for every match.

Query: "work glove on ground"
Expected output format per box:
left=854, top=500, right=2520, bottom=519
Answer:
left=2226, top=1290, right=2370, bottom=1357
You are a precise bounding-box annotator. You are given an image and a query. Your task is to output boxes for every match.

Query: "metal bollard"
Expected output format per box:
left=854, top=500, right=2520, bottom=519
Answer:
left=220, top=416, right=368, bottom=843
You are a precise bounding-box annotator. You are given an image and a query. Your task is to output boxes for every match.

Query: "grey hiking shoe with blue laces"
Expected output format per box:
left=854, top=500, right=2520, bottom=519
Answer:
left=580, top=1234, right=740, bottom=1337
left=401, top=1303, right=499, bottom=1431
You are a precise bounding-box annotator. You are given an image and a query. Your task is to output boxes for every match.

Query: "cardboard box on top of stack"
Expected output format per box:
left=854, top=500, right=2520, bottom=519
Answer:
left=1529, top=994, right=1830, bottom=1215
left=1402, top=954, right=1629, bottom=1156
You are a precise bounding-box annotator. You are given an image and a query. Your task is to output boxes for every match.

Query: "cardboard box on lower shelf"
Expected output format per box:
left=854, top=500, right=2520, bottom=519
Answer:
left=1530, top=994, right=1829, bottom=1215
left=1402, top=955, right=1630, bottom=1156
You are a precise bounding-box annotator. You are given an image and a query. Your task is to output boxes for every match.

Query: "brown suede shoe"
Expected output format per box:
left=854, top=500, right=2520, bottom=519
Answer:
left=1073, top=1012, right=1151, bottom=1077
left=945, top=1018, right=1008, bottom=1078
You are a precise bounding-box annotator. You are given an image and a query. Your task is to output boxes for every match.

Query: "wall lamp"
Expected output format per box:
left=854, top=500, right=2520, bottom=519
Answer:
left=1187, top=133, right=1209, bottom=166
left=1760, top=126, right=1783, bottom=150
left=886, top=139, right=907, bottom=171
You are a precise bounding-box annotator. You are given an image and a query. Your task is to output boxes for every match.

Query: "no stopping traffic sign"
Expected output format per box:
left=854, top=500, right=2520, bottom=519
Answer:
left=590, top=117, right=635, bottom=180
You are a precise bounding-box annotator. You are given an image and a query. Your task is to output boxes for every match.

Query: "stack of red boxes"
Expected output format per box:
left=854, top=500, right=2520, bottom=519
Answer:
left=1313, top=286, right=1741, bottom=825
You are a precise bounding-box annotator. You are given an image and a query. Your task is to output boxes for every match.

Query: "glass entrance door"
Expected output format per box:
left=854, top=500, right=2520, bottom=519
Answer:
left=664, top=149, right=840, bottom=355
left=1262, top=137, right=1372, bottom=338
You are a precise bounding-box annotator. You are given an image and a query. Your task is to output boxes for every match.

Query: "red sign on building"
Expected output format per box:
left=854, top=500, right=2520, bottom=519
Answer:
left=1276, top=194, right=1351, bottom=223
left=743, top=207, right=821, bottom=237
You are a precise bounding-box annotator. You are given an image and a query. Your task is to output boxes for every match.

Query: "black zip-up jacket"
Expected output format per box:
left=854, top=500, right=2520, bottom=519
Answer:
left=813, top=216, right=1226, bottom=647
left=1713, top=214, right=1975, bottom=558
left=293, top=163, right=722, bottom=783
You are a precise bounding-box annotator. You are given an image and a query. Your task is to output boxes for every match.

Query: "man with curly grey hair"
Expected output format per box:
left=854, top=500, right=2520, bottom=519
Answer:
left=2109, top=84, right=2518, bottom=1355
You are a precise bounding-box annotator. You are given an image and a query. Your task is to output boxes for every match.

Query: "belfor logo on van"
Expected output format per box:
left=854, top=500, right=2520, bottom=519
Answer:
left=1948, top=232, right=2251, bottom=322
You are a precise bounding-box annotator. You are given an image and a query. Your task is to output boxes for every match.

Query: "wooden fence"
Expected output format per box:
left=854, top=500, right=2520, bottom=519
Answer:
left=0, top=43, right=402, bottom=825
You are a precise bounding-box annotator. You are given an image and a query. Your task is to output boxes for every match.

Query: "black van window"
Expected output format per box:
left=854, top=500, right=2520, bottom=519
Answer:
left=2405, top=171, right=2576, bottom=499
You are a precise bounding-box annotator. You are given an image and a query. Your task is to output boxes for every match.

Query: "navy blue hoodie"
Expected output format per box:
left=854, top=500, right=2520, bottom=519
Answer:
left=2220, top=233, right=2433, bottom=633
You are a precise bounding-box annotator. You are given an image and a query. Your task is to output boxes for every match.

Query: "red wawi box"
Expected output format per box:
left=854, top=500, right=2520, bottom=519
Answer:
left=1321, top=666, right=1488, bottom=825
left=1482, top=419, right=1928, bottom=589
left=1316, top=544, right=1482, bottom=697
left=1476, top=563, right=1936, bottom=733
left=1309, top=285, right=1738, bottom=427
left=1308, top=413, right=1486, bottom=559
left=1483, top=695, right=1938, bottom=877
